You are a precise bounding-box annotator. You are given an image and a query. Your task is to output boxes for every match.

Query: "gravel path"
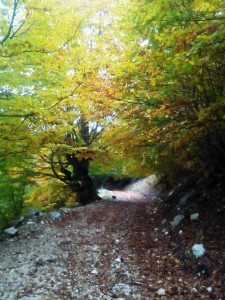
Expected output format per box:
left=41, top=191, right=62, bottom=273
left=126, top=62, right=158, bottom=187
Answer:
left=1, top=201, right=167, bottom=300
left=0, top=197, right=224, bottom=299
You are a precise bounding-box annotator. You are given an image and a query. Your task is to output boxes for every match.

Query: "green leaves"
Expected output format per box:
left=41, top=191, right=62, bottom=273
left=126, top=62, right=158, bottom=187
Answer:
left=110, top=0, right=225, bottom=177
left=0, top=159, right=36, bottom=230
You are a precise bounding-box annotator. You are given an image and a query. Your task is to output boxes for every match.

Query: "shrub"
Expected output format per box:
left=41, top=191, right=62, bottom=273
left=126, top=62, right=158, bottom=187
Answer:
left=26, top=180, right=78, bottom=211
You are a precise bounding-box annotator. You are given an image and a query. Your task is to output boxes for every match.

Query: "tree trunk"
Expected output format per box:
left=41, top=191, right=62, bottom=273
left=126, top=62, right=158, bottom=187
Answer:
left=67, top=154, right=96, bottom=205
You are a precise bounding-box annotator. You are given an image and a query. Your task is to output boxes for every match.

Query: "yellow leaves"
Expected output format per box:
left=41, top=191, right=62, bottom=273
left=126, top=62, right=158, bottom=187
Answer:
left=151, top=77, right=157, bottom=87
left=198, top=34, right=210, bottom=40
left=189, top=60, right=195, bottom=66
left=27, top=181, right=78, bottom=210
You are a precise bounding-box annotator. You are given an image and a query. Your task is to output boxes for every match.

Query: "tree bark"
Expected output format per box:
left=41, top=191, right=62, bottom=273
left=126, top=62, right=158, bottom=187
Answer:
left=65, top=154, right=96, bottom=205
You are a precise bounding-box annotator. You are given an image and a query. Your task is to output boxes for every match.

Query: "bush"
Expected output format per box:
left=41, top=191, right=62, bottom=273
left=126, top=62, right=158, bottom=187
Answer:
left=0, top=167, right=34, bottom=232
left=26, top=181, right=78, bottom=211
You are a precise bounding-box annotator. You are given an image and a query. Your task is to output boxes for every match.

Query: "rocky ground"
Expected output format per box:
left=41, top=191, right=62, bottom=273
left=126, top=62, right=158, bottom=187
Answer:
left=0, top=176, right=225, bottom=299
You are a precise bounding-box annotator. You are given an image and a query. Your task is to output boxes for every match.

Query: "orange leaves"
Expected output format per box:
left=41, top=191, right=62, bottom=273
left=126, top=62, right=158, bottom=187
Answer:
left=175, top=29, right=197, bottom=53
left=75, top=150, right=94, bottom=161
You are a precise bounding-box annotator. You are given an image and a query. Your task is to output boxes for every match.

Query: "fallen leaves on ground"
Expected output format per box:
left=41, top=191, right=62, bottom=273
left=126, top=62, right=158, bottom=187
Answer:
left=0, top=195, right=224, bottom=299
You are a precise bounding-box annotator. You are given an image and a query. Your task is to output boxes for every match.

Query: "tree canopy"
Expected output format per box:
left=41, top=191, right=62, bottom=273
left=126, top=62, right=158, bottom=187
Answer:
left=1, top=0, right=224, bottom=228
left=109, top=0, right=225, bottom=176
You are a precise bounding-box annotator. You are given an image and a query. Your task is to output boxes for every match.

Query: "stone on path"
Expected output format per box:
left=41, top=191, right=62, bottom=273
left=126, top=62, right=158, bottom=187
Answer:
left=157, top=288, right=166, bottom=296
left=171, top=215, right=185, bottom=227
left=192, top=244, right=205, bottom=258
left=4, top=227, right=18, bottom=237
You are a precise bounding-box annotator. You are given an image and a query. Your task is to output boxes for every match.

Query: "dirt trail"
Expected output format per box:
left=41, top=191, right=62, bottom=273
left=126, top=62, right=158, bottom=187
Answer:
left=100, top=190, right=148, bottom=202
left=0, top=190, right=224, bottom=299
left=0, top=200, right=169, bottom=300
left=99, top=175, right=161, bottom=203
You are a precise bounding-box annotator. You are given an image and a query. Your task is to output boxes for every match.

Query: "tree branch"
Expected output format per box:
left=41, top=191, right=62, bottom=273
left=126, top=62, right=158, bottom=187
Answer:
left=47, top=82, right=83, bottom=110
left=46, top=152, right=67, bottom=184
left=89, top=126, right=104, bottom=145
left=0, top=112, right=36, bottom=118
left=0, top=149, right=29, bottom=158
left=0, top=0, right=20, bottom=45
left=17, top=21, right=82, bottom=55
left=12, top=11, right=30, bottom=37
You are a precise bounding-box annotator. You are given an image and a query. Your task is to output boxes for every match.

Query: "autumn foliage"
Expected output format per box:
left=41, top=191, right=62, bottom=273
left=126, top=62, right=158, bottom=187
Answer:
left=112, top=0, right=225, bottom=177
left=0, top=0, right=225, bottom=227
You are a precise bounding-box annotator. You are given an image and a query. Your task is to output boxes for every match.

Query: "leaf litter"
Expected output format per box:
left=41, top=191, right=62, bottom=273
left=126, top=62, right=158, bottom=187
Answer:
left=0, top=186, right=224, bottom=299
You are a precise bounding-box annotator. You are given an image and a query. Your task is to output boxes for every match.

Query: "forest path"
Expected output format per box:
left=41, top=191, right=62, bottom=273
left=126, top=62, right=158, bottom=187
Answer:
left=98, top=175, right=161, bottom=203
left=0, top=182, right=224, bottom=299
left=0, top=200, right=170, bottom=300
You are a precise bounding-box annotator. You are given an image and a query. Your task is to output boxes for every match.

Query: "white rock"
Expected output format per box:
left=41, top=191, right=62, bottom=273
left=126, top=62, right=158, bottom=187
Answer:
left=157, top=288, right=166, bottom=296
left=192, top=244, right=205, bottom=257
left=190, top=213, right=199, bottom=221
left=191, top=287, right=198, bottom=293
left=4, top=227, right=18, bottom=236
left=115, top=257, right=122, bottom=263
left=49, top=211, right=61, bottom=220
left=91, top=269, right=98, bottom=275
left=97, top=188, right=113, bottom=201
left=115, top=239, right=120, bottom=245
left=206, top=287, right=213, bottom=293
left=171, top=215, right=185, bottom=227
